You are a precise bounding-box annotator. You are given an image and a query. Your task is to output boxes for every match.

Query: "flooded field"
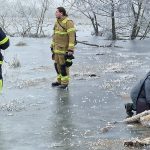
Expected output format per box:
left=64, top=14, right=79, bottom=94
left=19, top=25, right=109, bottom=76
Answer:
left=0, top=37, right=150, bottom=149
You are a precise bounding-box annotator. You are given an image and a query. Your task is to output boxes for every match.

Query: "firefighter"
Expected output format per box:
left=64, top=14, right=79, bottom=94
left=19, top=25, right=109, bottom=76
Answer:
left=125, top=71, right=150, bottom=117
left=0, top=27, right=10, bottom=92
left=50, top=7, right=76, bottom=89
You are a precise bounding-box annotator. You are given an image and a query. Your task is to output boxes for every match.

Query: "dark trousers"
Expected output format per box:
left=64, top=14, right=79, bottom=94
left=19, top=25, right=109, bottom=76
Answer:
left=136, top=98, right=150, bottom=114
left=0, top=52, right=3, bottom=80
left=0, top=65, right=2, bottom=79
left=0, top=52, right=3, bottom=91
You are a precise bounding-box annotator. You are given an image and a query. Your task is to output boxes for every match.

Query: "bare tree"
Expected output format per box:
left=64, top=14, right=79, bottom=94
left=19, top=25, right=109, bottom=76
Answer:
left=111, top=0, right=116, bottom=40
left=66, top=0, right=127, bottom=39
left=8, top=0, right=52, bottom=37
left=130, top=0, right=150, bottom=40
left=64, top=0, right=101, bottom=36
left=63, top=0, right=150, bottom=40
left=1, top=0, right=150, bottom=39
left=15, top=0, right=35, bottom=37
left=0, top=0, right=12, bottom=35
left=130, top=0, right=143, bottom=39
left=140, top=21, right=150, bottom=40
left=35, top=0, right=50, bottom=37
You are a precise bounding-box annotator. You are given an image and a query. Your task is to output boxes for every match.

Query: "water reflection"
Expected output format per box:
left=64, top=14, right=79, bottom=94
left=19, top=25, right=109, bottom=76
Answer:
left=51, top=89, right=75, bottom=149
left=0, top=126, right=5, bottom=150
left=127, top=124, right=150, bottom=138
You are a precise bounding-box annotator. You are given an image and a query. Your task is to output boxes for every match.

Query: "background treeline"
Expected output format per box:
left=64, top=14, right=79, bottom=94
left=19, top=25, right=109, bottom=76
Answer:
left=0, top=0, right=150, bottom=40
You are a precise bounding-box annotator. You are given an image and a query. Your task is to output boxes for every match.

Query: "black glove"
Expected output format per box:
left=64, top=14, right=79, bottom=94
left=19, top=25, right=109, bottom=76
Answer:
left=67, top=49, right=74, bottom=56
left=52, top=53, right=55, bottom=60
left=51, top=47, right=53, bottom=51
left=65, top=53, right=75, bottom=60
left=64, top=53, right=74, bottom=67
left=0, top=52, right=3, bottom=61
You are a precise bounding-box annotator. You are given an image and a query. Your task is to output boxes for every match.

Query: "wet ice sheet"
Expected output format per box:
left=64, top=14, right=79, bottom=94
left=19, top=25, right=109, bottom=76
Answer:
left=0, top=37, right=150, bottom=149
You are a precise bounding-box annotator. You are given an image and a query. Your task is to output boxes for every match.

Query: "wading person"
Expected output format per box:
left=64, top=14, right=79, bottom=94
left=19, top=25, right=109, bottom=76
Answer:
left=50, top=7, right=76, bottom=89
left=0, top=27, right=10, bottom=92
left=125, top=71, right=150, bottom=117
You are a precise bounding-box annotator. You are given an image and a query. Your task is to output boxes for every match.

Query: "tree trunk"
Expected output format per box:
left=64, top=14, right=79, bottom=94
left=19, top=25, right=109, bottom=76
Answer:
left=130, top=2, right=142, bottom=40
left=93, top=12, right=99, bottom=36
left=35, top=0, right=49, bottom=37
left=90, top=12, right=99, bottom=36
left=140, top=22, right=150, bottom=40
left=111, top=0, right=116, bottom=40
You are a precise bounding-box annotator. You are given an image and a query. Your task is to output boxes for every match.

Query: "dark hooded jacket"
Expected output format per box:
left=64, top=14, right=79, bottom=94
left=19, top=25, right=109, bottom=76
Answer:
left=130, top=71, right=150, bottom=110
left=0, top=27, right=9, bottom=50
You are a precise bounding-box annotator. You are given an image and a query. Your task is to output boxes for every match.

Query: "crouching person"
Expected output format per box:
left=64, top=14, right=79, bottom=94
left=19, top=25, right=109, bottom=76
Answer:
left=125, top=71, right=150, bottom=117
left=0, top=27, right=10, bottom=92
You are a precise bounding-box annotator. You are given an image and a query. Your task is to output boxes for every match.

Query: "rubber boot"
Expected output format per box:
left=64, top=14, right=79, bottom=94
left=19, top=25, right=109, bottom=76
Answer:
left=125, top=103, right=134, bottom=117
left=58, top=84, right=68, bottom=89
left=52, top=82, right=61, bottom=87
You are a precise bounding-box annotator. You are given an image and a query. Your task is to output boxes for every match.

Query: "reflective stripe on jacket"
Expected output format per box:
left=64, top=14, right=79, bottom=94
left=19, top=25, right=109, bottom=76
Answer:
left=51, top=16, right=76, bottom=54
left=0, top=27, right=9, bottom=50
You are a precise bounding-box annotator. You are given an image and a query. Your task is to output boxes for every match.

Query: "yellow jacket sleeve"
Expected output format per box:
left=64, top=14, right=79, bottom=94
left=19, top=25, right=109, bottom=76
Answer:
left=66, top=20, right=76, bottom=51
left=51, top=34, right=54, bottom=49
left=50, top=23, right=56, bottom=49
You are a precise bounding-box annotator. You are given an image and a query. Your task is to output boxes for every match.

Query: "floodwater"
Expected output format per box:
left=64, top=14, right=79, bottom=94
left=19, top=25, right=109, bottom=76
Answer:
left=0, top=37, right=150, bottom=150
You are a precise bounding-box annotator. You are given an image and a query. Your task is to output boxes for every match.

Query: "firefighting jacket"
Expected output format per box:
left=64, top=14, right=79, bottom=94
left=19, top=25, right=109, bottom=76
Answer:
left=0, top=27, right=10, bottom=65
left=0, top=27, right=9, bottom=50
left=51, top=16, right=76, bottom=54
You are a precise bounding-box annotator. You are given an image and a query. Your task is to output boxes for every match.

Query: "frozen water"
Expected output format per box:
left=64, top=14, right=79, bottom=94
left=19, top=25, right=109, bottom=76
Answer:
left=0, top=36, right=150, bottom=149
